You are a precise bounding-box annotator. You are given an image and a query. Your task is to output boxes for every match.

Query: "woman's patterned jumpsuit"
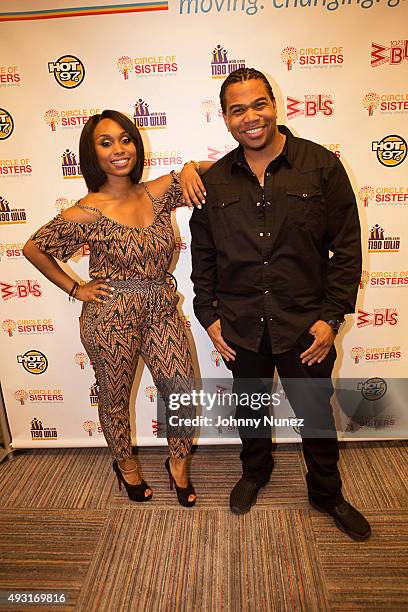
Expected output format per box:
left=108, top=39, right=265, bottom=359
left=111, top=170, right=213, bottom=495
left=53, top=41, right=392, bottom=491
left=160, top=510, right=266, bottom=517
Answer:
left=30, top=172, right=194, bottom=460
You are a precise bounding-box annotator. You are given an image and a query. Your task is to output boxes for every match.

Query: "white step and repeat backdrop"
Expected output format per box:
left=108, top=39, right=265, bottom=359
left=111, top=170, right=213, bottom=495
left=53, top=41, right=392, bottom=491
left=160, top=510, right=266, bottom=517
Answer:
left=0, top=0, right=407, bottom=449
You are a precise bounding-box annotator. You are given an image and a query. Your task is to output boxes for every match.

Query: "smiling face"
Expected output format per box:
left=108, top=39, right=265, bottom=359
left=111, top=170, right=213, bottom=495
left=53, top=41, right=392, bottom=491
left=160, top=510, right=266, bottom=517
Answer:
left=222, top=79, right=278, bottom=153
left=93, top=118, right=137, bottom=178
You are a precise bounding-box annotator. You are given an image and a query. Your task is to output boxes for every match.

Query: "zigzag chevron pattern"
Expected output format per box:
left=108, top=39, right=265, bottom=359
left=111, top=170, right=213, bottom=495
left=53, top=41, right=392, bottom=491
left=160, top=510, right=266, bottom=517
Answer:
left=33, top=172, right=194, bottom=459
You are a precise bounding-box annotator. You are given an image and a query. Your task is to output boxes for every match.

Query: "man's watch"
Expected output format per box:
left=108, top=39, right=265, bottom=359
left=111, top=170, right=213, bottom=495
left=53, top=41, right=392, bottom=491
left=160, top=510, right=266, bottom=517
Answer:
left=324, top=319, right=344, bottom=334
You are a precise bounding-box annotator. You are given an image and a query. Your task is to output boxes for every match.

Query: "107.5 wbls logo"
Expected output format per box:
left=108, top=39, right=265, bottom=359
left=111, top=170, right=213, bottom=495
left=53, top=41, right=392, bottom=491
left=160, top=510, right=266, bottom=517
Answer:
left=357, top=308, right=398, bottom=328
left=286, top=94, right=334, bottom=119
left=0, top=280, right=42, bottom=300
left=371, top=40, right=408, bottom=68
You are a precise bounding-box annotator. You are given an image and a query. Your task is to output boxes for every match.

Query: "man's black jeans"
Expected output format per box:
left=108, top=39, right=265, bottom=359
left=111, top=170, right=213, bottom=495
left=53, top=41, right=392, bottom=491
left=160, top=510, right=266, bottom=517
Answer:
left=225, top=327, right=343, bottom=509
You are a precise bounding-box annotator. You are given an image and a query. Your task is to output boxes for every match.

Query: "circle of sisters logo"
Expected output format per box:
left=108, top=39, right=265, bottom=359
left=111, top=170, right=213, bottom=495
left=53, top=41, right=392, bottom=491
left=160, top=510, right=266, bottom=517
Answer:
left=211, top=44, right=245, bottom=79
left=0, top=108, right=14, bottom=140
left=201, top=100, right=219, bottom=123
left=360, top=269, right=408, bottom=289
left=14, top=389, right=29, bottom=405
left=351, top=346, right=365, bottom=364
left=282, top=46, right=343, bottom=71
left=145, top=385, right=157, bottom=402
left=0, top=240, right=25, bottom=259
left=166, top=272, right=177, bottom=292
left=359, top=186, right=375, bottom=207
left=358, top=377, right=387, bottom=401
left=48, top=55, right=85, bottom=89
left=2, top=319, right=16, bottom=336
left=281, top=47, right=299, bottom=71
left=55, top=197, right=71, bottom=212
left=75, top=352, right=89, bottom=369
left=44, top=109, right=60, bottom=132
left=211, top=350, right=223, bottom=367
left=83, top=420, right=97, bottom=437
left=17, top=349, right=48, bottom=375
left=359, top=270, right=371, bottom=289
left=372, top=135, right=407, bottom=167
left=363, top=92, right=381, bottom=116
left=117, top=56, right=134, bottom=80
left=117, top=55, right=177, bottom=79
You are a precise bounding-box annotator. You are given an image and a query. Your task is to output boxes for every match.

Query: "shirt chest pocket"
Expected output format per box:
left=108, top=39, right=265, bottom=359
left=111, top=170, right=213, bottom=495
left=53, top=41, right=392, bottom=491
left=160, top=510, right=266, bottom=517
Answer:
left=211, top=192, right=241, bottom=237
left=286, top=189, right=325, bottom=232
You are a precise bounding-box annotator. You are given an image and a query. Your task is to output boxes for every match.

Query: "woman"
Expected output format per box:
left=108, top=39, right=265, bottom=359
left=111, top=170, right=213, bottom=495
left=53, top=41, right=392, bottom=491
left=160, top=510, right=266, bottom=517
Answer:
left=23, top=110, right=210, bottom=506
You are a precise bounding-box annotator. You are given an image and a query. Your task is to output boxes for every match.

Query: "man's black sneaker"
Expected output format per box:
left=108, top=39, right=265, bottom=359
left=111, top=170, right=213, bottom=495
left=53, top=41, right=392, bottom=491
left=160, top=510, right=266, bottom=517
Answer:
left=230, top=478, right=263, bottom=515
left=309, top=498, right=371, bottom=541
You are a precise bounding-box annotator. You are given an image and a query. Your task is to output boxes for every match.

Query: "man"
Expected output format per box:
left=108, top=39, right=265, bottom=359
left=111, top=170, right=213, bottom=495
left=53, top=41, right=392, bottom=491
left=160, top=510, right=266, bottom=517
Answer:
left=189, top=68, right=370, bottom=540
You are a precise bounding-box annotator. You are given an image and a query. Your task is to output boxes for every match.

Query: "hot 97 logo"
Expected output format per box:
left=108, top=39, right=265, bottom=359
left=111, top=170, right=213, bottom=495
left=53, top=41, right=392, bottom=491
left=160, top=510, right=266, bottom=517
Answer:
left=372, top=135, right=407, bottom=167
left=48, top=55, right=85, bottom=89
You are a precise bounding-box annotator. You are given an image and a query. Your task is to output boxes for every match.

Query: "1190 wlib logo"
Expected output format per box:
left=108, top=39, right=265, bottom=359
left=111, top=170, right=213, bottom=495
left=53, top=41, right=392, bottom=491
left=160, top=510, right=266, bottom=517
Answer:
left=368, top=225, right=400, bottom=253
left=0, top=196, right=26, bottom=224
left=133, top=99, right=167, bottom=130
left=61, top=149, right=82, bottom=179
left=210, top=44, right=245, bottom=79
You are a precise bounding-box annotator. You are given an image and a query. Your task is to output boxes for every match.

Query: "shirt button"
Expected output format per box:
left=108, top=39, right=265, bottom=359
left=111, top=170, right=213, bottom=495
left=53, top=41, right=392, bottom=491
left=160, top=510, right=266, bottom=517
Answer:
left=266, top=201, right=271, bottom=207
left=302, top=193, right=308, bottom=198
left=260, top=317, right=264, bottom=322
left=266, top=172, right=271, bottom=177
left=256, top=202, right=261, bottom=207
left=264, top=290, right=269, bottom=294
left=269, top=318, right=273, bottom=321
left=259, top=232, right=264, bottom=237
left=266, top=232, right=271, bottom=237
left=263, top=261, right=268, bottom=265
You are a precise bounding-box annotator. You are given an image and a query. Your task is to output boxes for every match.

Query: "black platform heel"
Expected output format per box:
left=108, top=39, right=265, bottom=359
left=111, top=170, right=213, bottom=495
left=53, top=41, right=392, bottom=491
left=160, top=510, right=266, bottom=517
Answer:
left=165, top=457, right=196, bottom=507
left=113, top=460, right=153, bottom=502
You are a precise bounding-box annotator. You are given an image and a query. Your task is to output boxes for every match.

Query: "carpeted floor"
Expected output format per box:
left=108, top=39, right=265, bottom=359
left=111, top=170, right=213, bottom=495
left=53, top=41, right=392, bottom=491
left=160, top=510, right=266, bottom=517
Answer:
left=0, top=442, right=407, bottom=611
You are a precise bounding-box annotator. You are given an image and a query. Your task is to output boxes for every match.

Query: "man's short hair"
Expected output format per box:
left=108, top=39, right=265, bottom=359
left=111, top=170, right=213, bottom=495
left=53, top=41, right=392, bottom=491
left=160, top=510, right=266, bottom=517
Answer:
left=220, top=68, right=275, bottom=113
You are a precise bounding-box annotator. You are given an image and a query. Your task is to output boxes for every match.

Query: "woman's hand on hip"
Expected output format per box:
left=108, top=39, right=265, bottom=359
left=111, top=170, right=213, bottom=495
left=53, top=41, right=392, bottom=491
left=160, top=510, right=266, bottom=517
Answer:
left=76, top=279, right=114, bottom=303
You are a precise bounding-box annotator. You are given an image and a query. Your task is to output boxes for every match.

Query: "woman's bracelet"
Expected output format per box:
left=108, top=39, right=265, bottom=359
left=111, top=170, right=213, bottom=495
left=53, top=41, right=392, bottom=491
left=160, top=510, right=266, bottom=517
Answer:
left=68, top=281, right=80, bottom=302
left=183, top=160, right=200, bottom=174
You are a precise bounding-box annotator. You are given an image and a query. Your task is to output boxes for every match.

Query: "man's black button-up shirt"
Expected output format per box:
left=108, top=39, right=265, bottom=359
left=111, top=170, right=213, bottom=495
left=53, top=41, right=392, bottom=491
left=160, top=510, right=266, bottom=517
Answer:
left=190, top=126, right=362, bottom=353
